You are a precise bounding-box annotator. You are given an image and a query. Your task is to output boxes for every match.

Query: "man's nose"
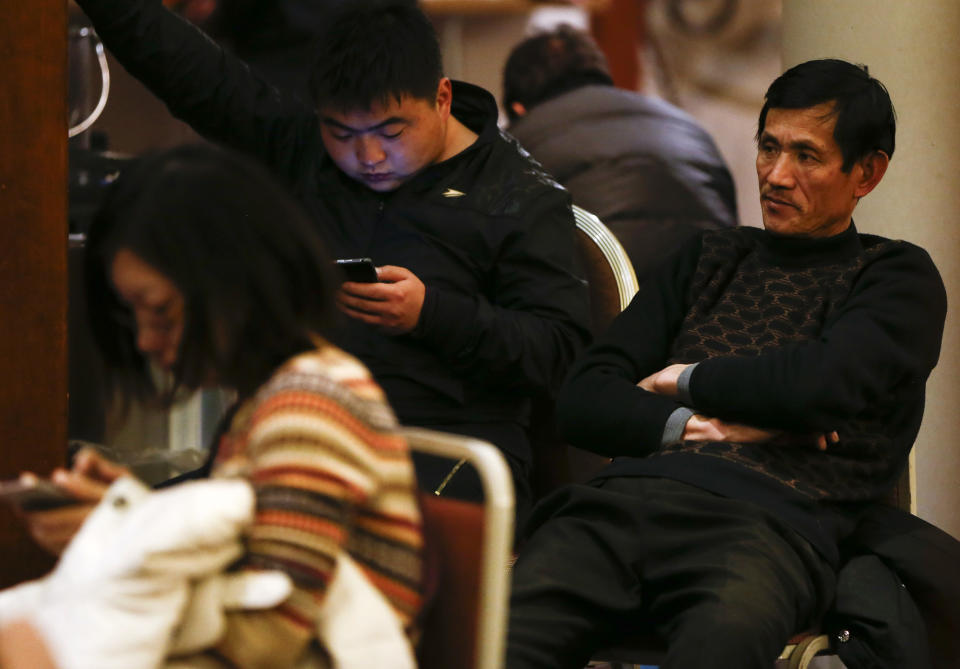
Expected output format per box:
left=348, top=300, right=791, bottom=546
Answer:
left=765, top=154, right=795, bottom=187
left=356, top=136, right=386, bottom=167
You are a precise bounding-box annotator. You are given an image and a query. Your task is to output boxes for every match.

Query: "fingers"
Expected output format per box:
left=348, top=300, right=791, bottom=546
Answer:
left=335, top=265, right=424, bottom=334
left=339, top=281, right=388, bottom=300
left=635, top=364, right=688, bottom=397
left=814, top=430, right=840, bottom=451
left=16, top=450, right=127, bottom=556
left=73, top=447, right=131, bottom=484
left=374, top=265, right=411, bottom=282
left=51, top=467, right=111, bottom=502
left=23, top=503, right=96, bottom=556
left=336, top=288, right=393, bottom=325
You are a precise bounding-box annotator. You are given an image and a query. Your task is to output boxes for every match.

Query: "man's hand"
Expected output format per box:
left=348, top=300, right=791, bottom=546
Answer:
left=683, top=414, right=839, bottom=451
left=682, top=414, right=782, bottom=443
left=639, top=366, right=839, bottom=450
left=21, top=449, right=132, bottom=556
left=336, top=265, right=426, bottom=335
left=637, top=363, right=690, bottom=397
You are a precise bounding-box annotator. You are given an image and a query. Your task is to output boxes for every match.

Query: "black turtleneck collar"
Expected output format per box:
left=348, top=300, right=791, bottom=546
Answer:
left=449, top=80, right=500, bottom=142
left=754, top=221, right=863, bottom=267
left=389, top=80, right=499, bottom=195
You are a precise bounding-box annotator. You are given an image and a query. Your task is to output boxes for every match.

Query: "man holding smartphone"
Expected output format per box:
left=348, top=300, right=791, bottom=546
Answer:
left=64, top=0, right=591, bottom=527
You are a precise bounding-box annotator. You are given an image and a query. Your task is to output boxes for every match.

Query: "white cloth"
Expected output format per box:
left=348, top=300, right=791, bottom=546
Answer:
left=313, top=552, right=416, bottom=669
left=0, top=476, right=290, bottom=669
left=0, top=475, right=414, bottom=669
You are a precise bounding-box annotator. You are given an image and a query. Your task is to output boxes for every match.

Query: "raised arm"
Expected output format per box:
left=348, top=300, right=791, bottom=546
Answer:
left=74, top=0, right=318, bottom=178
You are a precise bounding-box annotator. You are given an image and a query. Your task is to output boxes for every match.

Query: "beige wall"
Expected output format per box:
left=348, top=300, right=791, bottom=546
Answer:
left=783, top=1, right=960, bottom=538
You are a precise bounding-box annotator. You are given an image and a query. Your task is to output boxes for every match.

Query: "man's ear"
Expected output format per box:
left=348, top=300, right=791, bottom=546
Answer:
left=510, top=102, right=528, bottom=118
left=435, top=78, right=453, bottom=118
left=854, top=150, right=890, bottom=198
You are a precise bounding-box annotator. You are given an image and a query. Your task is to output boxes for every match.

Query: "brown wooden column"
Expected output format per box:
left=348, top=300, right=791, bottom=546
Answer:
left=0, top=5, right=68, bottom=585
left=590, top=0, right=646, bottom=91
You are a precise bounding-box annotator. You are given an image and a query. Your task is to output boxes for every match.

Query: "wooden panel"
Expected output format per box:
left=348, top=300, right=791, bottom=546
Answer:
left=0, top=4, right=68, bottom=585
left=591, top=0, right=646, bottom=91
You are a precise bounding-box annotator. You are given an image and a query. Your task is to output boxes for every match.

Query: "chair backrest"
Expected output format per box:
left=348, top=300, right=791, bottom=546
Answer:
left=530, top=206, right=640, bottom=500
left=401, top=427, right=514, bottom=669
left=571, top=204, right=640, bottom=334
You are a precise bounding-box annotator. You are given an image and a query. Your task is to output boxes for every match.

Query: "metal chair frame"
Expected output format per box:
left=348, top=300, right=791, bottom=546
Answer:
left=401, top=427, right=514, bottom=669
left=572, top=204, right=640, bottom=311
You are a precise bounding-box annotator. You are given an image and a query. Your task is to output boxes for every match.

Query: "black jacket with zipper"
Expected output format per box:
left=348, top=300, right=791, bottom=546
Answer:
left=76, top=0, right=592, bottom=463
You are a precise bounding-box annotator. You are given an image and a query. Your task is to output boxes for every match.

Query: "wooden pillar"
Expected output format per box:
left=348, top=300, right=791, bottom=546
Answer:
left=590, top=0, right=646, bottom=91
left=0, top=4, right=69, bottom=584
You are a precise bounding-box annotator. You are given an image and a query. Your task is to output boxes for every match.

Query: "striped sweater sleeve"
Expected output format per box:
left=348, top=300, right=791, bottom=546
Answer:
left=210, top=346, right=424, bottom=668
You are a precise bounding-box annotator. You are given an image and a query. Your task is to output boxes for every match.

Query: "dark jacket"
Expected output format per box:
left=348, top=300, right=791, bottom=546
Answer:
left=75, top=0, right=592, bottom=463
left=508, top=84, right=738, bottom=286
left=559, top=225, right=947, bottom=564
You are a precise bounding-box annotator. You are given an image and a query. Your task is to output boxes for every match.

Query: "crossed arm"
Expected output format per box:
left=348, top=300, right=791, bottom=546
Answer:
left=557, top=234, right=946, bottom=459
left=638, top=363, right=838, bottom=450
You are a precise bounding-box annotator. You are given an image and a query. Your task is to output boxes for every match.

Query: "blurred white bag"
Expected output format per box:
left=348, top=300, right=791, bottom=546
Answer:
left=315, top=552, right=416, bottom=669
left=0, top=477, right=290, bottom=669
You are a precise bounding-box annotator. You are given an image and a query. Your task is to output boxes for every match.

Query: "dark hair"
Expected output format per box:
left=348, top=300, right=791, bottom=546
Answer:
left=85, top=144, right=336, bottom=405
left=757, top=58, right=896, bottom=171
left=503, top=24, right=613, bottom=121
left=308, top=0, right=442, bottom=113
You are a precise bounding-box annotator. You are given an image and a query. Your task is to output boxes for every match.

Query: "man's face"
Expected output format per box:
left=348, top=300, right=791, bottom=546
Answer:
left=319, top=80, right=451, bottom=192
left=756, top=103, right=866, bottom=238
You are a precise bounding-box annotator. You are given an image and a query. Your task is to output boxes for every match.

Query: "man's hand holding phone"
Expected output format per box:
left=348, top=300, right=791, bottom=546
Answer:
left=336, top=264, right=426, bottom=335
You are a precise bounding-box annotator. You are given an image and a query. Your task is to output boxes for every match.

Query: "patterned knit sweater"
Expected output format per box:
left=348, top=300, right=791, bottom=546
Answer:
left=205, top=344, right=423, bottom=667
left=558, top=224, right=946, bottom=561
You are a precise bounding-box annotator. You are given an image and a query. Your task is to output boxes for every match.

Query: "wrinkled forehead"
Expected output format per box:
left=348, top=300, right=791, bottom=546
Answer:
left=761, top=103, right=839, bottom=145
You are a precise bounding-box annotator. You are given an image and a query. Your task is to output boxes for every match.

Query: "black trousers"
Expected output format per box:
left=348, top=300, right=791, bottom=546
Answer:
left=507, top=477, right=836, bottom=669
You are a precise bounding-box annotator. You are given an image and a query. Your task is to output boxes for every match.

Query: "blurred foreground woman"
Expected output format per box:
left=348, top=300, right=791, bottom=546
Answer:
left=0, top=145, right=424, bottom=669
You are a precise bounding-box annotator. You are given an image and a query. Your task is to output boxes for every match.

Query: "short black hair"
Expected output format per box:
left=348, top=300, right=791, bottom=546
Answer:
left=308, top=0, right=442, bottom=113
left=85, top=144, right=337, bottom=405
left=757, top=58, right=896, bottom=171
left=503, top=24, right=613, bottom=121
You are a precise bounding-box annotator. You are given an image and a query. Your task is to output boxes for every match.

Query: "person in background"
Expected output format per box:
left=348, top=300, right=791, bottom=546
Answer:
left=17, top=144, right=424, bottom=668
left=72, top=0, right=592, bottom=525
left=504, top=25, right=738, bottom=287
left=506, top=59, right=951, bottom=668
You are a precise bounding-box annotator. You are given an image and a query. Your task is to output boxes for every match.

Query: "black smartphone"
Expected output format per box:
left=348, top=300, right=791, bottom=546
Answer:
left=0, top=476, right=80, bottom=511
left=336, top=257, right=379, bottom=283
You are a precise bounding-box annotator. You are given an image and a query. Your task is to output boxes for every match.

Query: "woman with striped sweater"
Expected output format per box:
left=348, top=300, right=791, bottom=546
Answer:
left=11, top=144, right=424, bottom=668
